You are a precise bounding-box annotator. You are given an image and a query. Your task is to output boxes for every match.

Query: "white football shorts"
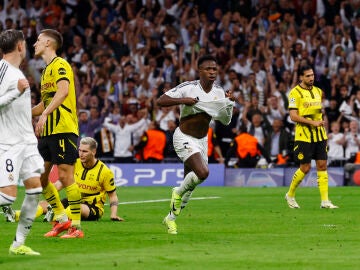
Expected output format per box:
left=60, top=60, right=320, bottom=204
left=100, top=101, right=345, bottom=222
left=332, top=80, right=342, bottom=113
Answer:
left=0, top=143, right=44, bottom=187
left=173, top=127, right=208, bottom=163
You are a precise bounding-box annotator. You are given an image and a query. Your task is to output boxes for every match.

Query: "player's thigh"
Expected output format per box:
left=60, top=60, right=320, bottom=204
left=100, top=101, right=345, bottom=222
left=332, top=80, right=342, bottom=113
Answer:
left=314, top=140, right=328, bottom=161
left=57, top=163, right=75, bottom=186
left=0, top=144, right=25, bottom=188
left=20, top=145, right=44, bottom=187
left=185, top=152, right=209, bottom=179
left=293, top=141, right=312, bottom=164
left=173, top=128, right=208, bottom=163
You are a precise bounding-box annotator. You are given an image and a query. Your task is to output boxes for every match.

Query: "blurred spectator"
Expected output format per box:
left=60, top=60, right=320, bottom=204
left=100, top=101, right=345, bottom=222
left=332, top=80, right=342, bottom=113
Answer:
left=164, top=120, right=179, bottom=163
left=327, top=121, right=346, bottom=167
left=264, top=119, right=291, bottom=166
left=103, top=112, right=148, bottom=163
left=325, top=97, right=341, bottom=126
left=344, top=120, right=360, bottom=161
left=225, top=124, right=271, bottom=168
left=207, top=125, right=224, bottom=164
left=134, top=121, right=167, bottom=163
left=155, top=106, right=176, bottom=131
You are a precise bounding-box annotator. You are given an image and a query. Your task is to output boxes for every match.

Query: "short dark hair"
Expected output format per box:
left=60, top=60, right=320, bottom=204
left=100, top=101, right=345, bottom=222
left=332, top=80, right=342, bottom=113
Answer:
left=0, top=29, right=24, bottom=54
left=197, top=54, right=217, bottom=68
left=40, top=29, right=63, bottom=50
left=298, top=65, right=313, bottom=76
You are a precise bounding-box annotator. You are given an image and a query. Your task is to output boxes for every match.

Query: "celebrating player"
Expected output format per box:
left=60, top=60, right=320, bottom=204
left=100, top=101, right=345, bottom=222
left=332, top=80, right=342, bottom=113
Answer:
left=157, top=55, right=235, bottom=234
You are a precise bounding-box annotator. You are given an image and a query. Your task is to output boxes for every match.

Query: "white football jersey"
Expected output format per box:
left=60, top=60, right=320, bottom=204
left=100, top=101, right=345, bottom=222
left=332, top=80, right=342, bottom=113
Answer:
left=165, top=80, right=234, bottom=124
left=0, top=60, right=38, bottom=145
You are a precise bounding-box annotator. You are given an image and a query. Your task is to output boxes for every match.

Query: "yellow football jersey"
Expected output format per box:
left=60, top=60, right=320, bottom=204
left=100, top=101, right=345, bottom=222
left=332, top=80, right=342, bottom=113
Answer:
left=288, top=85, right=327, bottom=143
left=74, top=159, right=116, bottom=217
left=40, top=57, right=78, bottom=136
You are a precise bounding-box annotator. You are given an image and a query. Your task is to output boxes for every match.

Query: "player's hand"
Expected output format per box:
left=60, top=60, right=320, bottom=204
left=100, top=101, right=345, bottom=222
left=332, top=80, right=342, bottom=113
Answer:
left=111, top=216, right=125, bottom=222
left=182, top=97, right=199, bottom=105
left=312, top=120, right=325, bottom=127
left=17, top=78, right=29, bottom=93
left=35, top=113, right=47, bottom=136
left=225, top=90, right=235, bottom=101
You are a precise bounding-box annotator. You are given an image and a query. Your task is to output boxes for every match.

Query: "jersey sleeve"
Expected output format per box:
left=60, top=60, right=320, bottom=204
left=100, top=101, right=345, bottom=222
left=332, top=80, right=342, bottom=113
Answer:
left=102, top=168, right=116, bottom=193
left=164, top=85, right=184, bottom=99
left=53, top=58, right=72, bottom=84
left=288, top=89, right=299, bottom=110
left=0, top=80, right=21, bottom=108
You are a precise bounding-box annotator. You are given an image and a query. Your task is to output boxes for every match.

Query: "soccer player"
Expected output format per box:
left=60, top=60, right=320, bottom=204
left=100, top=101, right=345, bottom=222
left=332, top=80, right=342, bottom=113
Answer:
left=285, top=65, right=338, bottom=209
left=45, top=137, right=124, bottom=221
left=32, top=29, right=83, bottom=238
left=0, top=29, right=43, bottom=255
left=156, top=55, right=235, bottom=234
left=5, top=137, right=124, bottom=222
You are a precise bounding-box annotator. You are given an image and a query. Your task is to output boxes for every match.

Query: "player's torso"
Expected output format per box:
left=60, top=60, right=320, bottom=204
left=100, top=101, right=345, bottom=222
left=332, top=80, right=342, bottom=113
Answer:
left=291, top=86, right=323, bottom=121
left=0, top=60, right=37, bottom=144
left=74, top=159, right=106, bottom=196
left=40, top=57, right=78, bottom=136
left=289, top=86, right=327, bottom=142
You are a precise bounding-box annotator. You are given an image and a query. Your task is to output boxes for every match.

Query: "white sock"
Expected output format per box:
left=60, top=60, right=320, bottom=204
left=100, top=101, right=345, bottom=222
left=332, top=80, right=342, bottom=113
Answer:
left=12, top=187, right=42, bottom=248
left=167, top=211, right=177, bottom=221
left=176, top=172, right=202, bottom=196
left=181, top=190, right=193, bottom=209
left=0, top=191, right=16, bottom=206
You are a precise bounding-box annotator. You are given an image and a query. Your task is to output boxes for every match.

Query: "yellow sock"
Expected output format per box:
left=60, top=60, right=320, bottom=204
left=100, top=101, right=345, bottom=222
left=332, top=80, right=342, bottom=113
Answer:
left=14, top=204, right=44, bottom=221
left=35, top=205, right=44, bottom=218
left=287, top=168, right=305, bottom=197
left=15, top=210, right=20, bottom=222
left=43, top=182, right=67, bottom=221
left=317, top=170, right=329, bottom=201
left=65, top=183, right=81, bottom=227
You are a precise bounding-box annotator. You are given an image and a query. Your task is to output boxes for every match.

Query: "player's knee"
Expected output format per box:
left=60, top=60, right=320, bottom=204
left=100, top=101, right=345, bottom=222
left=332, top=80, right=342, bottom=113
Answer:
left=197, top=168, right=209, bottom=180
left=300, top=164, right=311, bottom=174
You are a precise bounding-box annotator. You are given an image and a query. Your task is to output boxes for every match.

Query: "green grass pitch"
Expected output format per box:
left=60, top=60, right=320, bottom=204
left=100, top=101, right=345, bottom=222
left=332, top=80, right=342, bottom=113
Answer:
left=0, top=186, right=359, bottom=270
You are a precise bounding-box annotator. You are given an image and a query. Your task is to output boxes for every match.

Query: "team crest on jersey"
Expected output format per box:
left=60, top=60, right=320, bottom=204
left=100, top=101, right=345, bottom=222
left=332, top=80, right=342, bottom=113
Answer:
left=297, top=152, right=304, bottom=160
left=8, top=173, right=14, bottom=182
left=58, top=67, right=66, bottom=75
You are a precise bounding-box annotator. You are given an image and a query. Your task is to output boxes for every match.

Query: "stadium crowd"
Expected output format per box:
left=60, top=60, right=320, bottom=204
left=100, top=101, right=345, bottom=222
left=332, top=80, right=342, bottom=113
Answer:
left=2, top=0, right=360, bottom=168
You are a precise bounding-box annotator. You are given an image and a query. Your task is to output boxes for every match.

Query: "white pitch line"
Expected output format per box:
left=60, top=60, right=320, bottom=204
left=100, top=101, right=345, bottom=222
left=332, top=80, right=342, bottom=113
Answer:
left=106, top=196, right=220, bottom=205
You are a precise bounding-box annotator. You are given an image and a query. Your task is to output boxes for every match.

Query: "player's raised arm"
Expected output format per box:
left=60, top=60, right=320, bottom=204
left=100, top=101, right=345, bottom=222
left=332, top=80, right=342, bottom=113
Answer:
left=156, top=93, right=198, bottom=107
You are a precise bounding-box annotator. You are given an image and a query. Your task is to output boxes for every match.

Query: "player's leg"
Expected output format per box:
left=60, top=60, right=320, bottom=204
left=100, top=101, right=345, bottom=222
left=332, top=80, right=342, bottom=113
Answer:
left=10, top=148, right=43, bottom=255
left=41, top=162, right=68, bottom=221
left=286, top=142, right=311, bottom=208
left=10, top=177, right=42, bottom=255
left=315, top=142, right=338, bottom=208
left=0, top=186, right=17, bottom=222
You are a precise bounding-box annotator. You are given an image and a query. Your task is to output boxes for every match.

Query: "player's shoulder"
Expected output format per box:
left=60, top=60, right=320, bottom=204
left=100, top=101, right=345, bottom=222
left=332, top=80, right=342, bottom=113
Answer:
left=289, top=85, right=303, bottom=96
left=177, top=80, right=198, bottom=89
left=51, top=56, right=71, bottom=70
left=0, top=60, right=22, bottom=77
left=98, top=159, right=113, bottom=174
left=212, top=82, right=225, bottom=92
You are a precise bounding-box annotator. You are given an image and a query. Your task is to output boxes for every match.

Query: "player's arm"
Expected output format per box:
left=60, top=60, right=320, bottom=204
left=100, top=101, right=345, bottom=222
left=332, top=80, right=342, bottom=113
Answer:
left=108, top=190, right=124, bottom=221
left=0, top=79, right=28, bottom=108
left=289, top=109, right=324, bottom=127
left=35, top=79, right=69, bottom=136
left=156, top=92, right=198, bottom=107
left=32, top=100, right=45, bottom=116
